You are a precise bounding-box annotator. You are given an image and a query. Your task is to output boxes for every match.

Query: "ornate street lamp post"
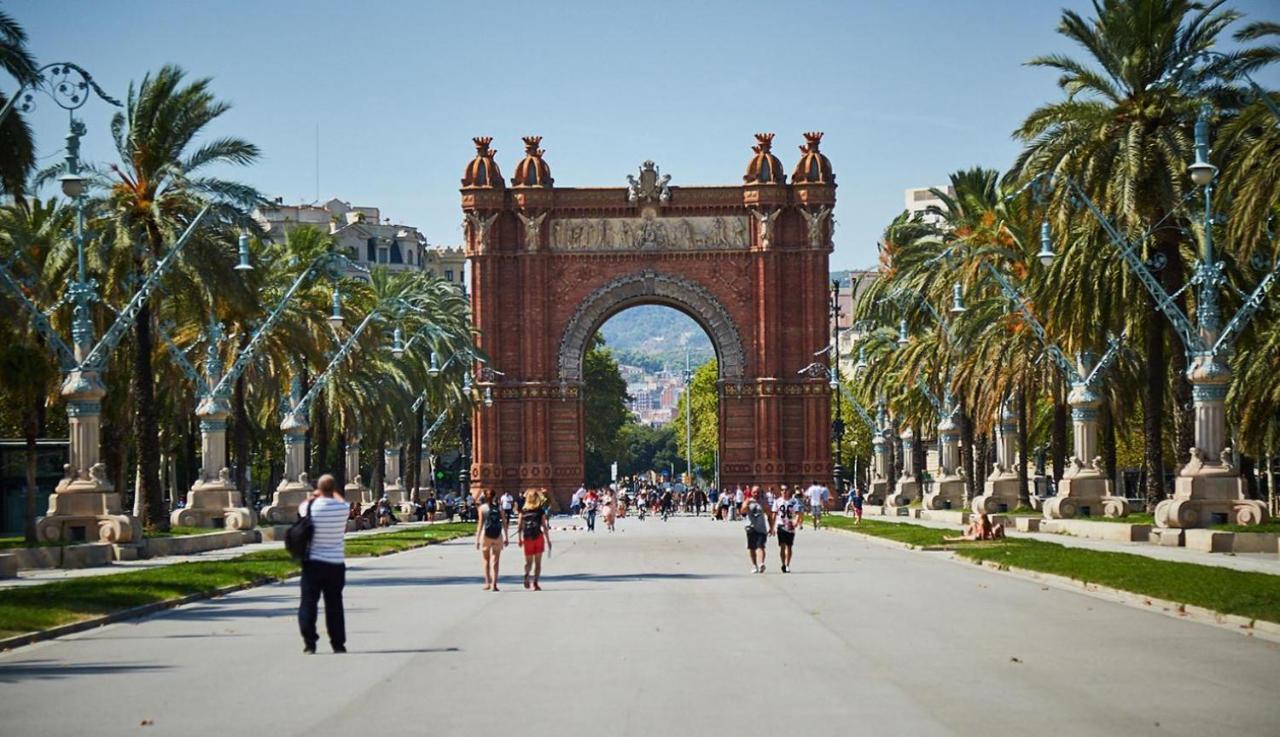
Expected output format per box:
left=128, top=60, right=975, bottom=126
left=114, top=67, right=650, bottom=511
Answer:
left=828, top=280, right=846, bottom=496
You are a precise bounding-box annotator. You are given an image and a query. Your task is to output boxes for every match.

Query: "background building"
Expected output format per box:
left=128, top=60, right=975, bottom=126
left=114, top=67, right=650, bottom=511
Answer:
left=903, top=185, right=955, bottom=226
left=253, top=197, right=466, bottom=288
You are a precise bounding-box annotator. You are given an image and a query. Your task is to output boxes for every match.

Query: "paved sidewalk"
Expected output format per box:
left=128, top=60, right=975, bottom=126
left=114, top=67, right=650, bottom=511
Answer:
left=0, top=516, right=1276, bottom=737
left=851, top=510, right=1280, bottom=575
left=0, top=521, right=448, bottom=590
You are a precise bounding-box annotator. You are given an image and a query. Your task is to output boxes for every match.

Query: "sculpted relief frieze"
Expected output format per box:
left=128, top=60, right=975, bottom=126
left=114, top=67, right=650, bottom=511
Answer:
left=549, top=215, right=749, bottom=252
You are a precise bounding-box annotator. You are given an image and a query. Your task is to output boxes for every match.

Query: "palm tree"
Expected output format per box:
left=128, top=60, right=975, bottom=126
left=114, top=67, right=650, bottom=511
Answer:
left=0, top=9, right=38, bottom=197
left=1010, top=0, right=1258, bottom=508
left=0, top=197, right=73, bottom=542
left=83, top=65, right=261, bottom=529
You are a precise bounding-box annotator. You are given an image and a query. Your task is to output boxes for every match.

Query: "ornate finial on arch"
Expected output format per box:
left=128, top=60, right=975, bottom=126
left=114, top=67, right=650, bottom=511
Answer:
left=745, top=133, right=784, bottom=185
left=792, top=131, right=834, bottom=184
left=513, top=135, right=553, bottom=187
left=463, top=136, right=504, bottom=189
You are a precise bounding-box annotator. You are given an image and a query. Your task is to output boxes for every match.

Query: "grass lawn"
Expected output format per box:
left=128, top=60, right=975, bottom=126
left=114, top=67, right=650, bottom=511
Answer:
left=1211, top=520, right=1280, bottom=534
left=0, top=537, right=64, bottom=551
left=827, top=515, right=1280, bottom=624
left=144, top=526, right=230, bottom=539
left=1071, top=513, right=1156, bottom=525
left=0, top=522, right=473, bottom=641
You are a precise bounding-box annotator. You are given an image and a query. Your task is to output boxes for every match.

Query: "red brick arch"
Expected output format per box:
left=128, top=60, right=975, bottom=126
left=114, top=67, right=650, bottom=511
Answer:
left=462, top=146, right=835, bottom=509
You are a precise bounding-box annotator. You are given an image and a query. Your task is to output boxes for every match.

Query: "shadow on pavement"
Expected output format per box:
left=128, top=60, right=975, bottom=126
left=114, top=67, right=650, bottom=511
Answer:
left=0, top=660, right=170, bottom=682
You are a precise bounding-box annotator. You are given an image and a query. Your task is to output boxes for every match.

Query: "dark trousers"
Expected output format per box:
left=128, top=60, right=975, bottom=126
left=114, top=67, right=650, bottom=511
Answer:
left=298, top=560, right=346, bottom=649
left=586, top=509, right=597, bottom=531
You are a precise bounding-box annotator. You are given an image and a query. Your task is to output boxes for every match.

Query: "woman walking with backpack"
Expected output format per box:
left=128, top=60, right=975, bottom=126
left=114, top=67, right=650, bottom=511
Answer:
left=475, top=489, right=508, bottom=591
left=518, top=490, right=552, bottom=590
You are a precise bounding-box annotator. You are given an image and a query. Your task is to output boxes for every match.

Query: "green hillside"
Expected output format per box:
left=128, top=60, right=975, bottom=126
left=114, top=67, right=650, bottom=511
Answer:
left=597, top=305, right=714, bottom=369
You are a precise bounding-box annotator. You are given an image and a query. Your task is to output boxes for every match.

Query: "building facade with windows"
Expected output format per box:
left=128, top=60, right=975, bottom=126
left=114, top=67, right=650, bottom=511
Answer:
left=252, top=198, right=467, bottom=289
left=903, top=185, right=955, bottom=226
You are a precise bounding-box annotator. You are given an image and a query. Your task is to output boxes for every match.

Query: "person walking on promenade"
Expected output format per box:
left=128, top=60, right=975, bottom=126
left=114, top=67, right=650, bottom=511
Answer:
left=741, top=486, right=773, bottom=573
left=518, top=490, right=552, bottom=590
left=804, top=481, right=829, bottom=530
left=603, top=490, right=617, bottom=532
left=732, top=486, right=745, bottom=521
left=772, top=485, right=803, bottom=573
left=500, top=490, right=515, bottom=532
left=476, top=489, right=509, bottom=591
left=849, top=486, right=864, bottom=524
left=298, top=474, right=349, bottom=654
left=585, top=488, right=600, bottom=532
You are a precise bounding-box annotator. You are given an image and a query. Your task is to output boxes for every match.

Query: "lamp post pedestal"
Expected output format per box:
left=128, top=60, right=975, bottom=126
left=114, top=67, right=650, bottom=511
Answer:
left=1045, top=383, right=1128, bottom=519
left=973, top=400, right=1021, bottom=514
left=171, top=396, right=254, bottom=529
left=343, top=434, right=371, bottom=514
left=923, top=415, right=965, bottom=510
left=866, top=431, right=890, bottom=505
left=261, top=416, right=312, bottom=524
left=1155, top=356, right=1268, bottom=528
left=382, top=446, right=413, bottom=517
left=37, top=367, right=140, bottom=543
left=886, top=427, right=921, bottom=507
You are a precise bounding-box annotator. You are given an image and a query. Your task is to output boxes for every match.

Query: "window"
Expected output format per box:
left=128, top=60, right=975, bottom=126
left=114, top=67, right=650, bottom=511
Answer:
left=366, top=238, right=376, bottom=262
left=378, top=247, right=389, bottom=264
left=445, top=269, right=454, bottom=282
left=406, top=250, right=414, bottom=266
left=389, top=239, right=403, bottom=264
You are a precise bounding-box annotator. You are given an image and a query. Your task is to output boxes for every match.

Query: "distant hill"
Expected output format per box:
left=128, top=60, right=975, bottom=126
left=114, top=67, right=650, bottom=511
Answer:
left=597, top=305, right=714, bottom=369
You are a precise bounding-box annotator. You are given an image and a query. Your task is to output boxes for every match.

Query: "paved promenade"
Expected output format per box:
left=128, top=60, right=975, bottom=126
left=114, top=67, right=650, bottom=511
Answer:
left=1, top=516, right=1277, bottom=736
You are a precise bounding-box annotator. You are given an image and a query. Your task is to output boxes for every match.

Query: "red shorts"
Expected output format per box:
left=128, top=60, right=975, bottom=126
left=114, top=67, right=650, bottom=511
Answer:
left=522, top=536, right=546, bottom=556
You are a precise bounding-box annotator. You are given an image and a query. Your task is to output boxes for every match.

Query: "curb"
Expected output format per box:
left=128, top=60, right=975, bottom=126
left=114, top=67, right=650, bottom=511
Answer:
left=0, top=574, right=297, bottom=652
left=0, top=530, right=470, bottom=653
left=826, top=524, right=1280, bottom=645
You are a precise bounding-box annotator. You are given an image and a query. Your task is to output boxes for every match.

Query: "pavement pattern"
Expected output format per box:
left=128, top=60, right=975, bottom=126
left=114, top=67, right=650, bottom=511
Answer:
left=1, top=515, right=1277, bottom=736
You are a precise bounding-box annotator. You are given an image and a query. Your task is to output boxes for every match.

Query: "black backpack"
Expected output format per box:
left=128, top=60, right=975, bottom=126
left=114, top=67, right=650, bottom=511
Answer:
left=285, top=501, right=314, bottom=560
left=522, top=508, right=543, bottom=539
left=484, top=505, right=504, bottom=539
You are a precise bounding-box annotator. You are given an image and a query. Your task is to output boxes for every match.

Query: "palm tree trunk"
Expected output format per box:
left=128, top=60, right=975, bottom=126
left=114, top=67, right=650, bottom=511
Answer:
left=975, top=433, right=989, bottom=490
left=1100, top=399, right=1118, bottom=482
left=409, top=404, right=424, bottom=501
left=1142, top=306, right=1166, bottom=512
left=960, top=403, right=976, bottom=501
left=1052, top=376, right=1067, bottom=482
left=133, top=300, right=166, bottom=530
left=334, top=431, right=346, bottom=490
left=1017, top=383, right=1030, bottom=507
left=313, top=400, right=328, bottom=477
left=232, top=335, right=250, bottom=495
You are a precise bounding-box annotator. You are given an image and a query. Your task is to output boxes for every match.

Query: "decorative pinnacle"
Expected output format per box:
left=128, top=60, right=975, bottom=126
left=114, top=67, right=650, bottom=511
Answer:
left=472, top=136, right=494, bottom=155
left=522, top=136, right=544, bottom=155
left=752, top=132, right=775, bottom=153
left=800, top=131, right=824, bottom=153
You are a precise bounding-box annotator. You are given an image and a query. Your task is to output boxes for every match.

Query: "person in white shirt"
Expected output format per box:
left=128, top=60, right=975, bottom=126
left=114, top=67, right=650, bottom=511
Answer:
left=732, top=486, right=745, bottom=521
left=804, top=482, right=829, bottom=529
left=500, top=491, right=515, bottom=532
left=298, top=474, right=349, bottom=654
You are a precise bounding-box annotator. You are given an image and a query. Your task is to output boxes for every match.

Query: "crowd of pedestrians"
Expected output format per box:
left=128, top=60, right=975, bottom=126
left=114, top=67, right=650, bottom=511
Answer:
left=292, top=475, right=852, bottom=654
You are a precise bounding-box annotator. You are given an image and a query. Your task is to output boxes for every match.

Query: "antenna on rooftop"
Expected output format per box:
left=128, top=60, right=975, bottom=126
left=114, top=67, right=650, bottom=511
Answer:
left=314, top=123, right=320, bottom=204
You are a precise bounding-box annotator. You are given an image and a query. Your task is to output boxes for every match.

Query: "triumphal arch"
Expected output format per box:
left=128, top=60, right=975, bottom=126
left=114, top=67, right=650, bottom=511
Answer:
left=461, top=132, right=836, bottom=508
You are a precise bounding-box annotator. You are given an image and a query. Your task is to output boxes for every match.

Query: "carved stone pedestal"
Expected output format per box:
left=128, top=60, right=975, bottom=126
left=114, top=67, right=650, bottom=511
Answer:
left=886, top=478, right=921, bottom=507
left=1155, top=460, right=1268, bottom=529
left=1044, top=467, right=1128, bottom=519
left=865, top=479, right=890, bottom=505
left=923, top=477, right=965, bottom=510
left=261, top=475, right=312, bottom=525
left=38, top=473, right=141, bottom=544
left=344, top=476, right=372, bottom=512
left=171, top=470, right=254, bottom=530
left=971, top=472, right=1021, bottom=514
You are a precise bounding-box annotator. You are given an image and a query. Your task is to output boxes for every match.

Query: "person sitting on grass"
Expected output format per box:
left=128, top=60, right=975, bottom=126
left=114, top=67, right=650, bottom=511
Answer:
left=945, top=511, right=1006, bottom=542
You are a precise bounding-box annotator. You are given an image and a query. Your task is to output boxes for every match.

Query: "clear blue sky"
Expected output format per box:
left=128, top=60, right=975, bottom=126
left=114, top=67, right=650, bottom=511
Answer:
left=10, top=0, right=1279, bottom=270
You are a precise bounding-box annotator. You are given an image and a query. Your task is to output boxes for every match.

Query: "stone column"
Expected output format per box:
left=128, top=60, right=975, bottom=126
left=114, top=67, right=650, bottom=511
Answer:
left=866, top=427, right=890, bottom=505
left=887, top=427, right=921, bottom=506
left=343, top=432, right=370, bottom=510
left=1156, top=353, right=1266, bottom=527
left=382, top=445, right=411, bottom=513
left=1045, top=376, right=1128, bottom=519
left=171, top=394, right=253, bottom=529
left=37, top=367, right=139, bottom=543
left=261, top=412, right=312, bottom=524
left=972, top=399, right=1021, bottom=514
left=923, top=413, right=966, bottom=510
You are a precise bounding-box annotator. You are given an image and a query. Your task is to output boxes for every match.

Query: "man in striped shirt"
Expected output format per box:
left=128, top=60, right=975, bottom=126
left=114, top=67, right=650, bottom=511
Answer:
left=298, top=474, right=348, bottom=654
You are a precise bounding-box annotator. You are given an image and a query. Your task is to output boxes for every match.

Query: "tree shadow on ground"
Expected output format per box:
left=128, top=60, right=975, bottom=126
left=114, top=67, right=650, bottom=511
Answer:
left=0, top=660, right=170, bottom=682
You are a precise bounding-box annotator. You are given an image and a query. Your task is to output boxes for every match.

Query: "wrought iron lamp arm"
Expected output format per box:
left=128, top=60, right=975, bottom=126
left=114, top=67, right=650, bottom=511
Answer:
left=0, top=61, right=122, bottom=126
left=293, top=308, right=384, bottom=420
left=980, top=261, right=1082, bottom=384
left=1084, top=331, right=1127, bottom=388
left=1213, top=261, right=1280, bottom=357
left=916, top=375, right=945, bottom=417
left=0, top=263, right=77, bottom=370
left=799, top=361, right=878, bottom=435
left=209, top=251, right=357, bottom=399
left=1059, top=177, right=1202, bottom=353
left=156, top=322, right=209, bottom=396
left=79, top=205, right=212, bottom=371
